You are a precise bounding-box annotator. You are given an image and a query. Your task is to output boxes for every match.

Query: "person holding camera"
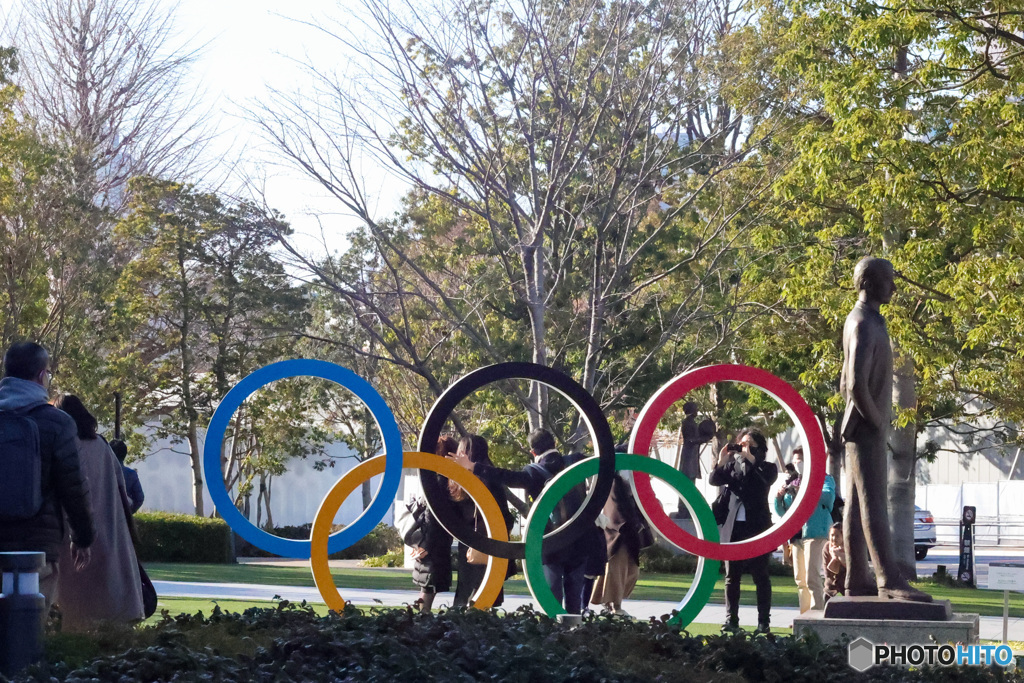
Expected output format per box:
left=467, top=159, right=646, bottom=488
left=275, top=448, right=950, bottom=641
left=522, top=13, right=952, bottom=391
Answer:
left=710, top=428, right=778, bottom=634
left=773, top=446, right=835, bottom=613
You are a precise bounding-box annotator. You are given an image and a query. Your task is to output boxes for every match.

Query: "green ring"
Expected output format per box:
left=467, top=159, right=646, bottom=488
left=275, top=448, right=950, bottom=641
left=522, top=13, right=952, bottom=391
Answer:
left=523, top=453, right=720, bottom=628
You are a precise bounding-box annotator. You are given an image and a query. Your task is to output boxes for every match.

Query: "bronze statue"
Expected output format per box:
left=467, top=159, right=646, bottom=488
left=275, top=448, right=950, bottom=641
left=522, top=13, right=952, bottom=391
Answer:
left=840, top=257, right=931, bottom=602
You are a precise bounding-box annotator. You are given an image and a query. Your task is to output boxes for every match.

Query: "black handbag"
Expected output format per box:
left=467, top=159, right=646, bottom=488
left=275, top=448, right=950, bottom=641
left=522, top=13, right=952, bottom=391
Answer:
left=138, top=561, right=158, bottom=618
left=636, top=518, right=655, bottom=549
left=711, top=488, right=732, bottom=526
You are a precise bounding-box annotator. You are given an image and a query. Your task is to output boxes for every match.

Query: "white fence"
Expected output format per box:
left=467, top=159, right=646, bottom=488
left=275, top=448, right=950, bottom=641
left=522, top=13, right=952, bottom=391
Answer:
left=916, top=482, right=1024, bottom=546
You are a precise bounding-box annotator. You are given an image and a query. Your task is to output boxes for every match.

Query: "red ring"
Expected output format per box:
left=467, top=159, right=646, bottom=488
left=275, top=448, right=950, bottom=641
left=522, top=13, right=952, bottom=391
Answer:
left=629, top=364, right=827, bottom=561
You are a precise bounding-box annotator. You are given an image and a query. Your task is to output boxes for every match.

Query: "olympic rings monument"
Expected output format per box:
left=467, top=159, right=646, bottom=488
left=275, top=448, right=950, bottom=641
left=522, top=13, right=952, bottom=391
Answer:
left=199, top=359, right=846, bottom=630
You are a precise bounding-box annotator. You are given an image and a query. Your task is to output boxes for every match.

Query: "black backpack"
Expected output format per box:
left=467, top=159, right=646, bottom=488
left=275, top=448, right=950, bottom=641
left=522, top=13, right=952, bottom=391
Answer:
left=0, top=409, right=43, bottom=520
left=526, top=459, right=586, bottom=531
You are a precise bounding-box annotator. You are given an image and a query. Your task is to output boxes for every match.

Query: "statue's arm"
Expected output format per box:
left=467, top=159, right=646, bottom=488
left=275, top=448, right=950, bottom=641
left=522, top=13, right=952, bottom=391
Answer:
left=847, top=325, right=885, bottom=429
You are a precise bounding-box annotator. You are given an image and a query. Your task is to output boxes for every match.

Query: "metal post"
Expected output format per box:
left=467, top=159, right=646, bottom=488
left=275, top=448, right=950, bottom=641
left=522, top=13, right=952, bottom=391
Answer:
left=0, top=551, right=47, bottom=677
left=1004, top=590, right=1010, bottom=646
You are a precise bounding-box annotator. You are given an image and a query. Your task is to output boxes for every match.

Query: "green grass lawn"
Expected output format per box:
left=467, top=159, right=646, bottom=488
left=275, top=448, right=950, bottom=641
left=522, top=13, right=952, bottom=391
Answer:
left=146, top=562, right=1024, bottom=616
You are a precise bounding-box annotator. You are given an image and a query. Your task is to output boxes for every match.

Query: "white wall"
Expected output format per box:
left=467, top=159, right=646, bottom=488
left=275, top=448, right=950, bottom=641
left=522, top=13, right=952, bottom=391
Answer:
left=131, top=427, right=395, bottom=528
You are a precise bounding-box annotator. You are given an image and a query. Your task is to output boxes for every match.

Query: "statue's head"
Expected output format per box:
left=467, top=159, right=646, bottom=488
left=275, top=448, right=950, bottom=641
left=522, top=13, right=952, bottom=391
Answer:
left=853, top=257, right=896, bottom=305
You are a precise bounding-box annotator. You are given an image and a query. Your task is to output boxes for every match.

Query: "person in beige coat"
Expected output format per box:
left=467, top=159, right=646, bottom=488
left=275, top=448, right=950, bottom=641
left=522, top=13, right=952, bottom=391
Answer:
left=55, top=395, right=144, bottom=631
left=591, top=472, right=643, bottom=615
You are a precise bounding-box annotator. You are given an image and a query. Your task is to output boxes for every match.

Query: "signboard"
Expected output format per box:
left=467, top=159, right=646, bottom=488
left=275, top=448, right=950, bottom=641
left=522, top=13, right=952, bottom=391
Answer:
left=989, top=563, right=1024, bottom=591
left=958, top=506, right=976, bottom=586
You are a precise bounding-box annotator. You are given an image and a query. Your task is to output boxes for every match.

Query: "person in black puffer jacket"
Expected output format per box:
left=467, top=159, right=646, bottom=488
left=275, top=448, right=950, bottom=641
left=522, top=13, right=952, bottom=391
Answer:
left=0, top=342, right=95, bottom=611
left=404, top=437, right=457, bottom=613
left=406, top=496, right=453, bottom=609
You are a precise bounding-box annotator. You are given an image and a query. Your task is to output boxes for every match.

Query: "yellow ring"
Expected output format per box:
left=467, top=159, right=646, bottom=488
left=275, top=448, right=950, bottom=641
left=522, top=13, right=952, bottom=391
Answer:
left=310, top=451, right=510, bottom=612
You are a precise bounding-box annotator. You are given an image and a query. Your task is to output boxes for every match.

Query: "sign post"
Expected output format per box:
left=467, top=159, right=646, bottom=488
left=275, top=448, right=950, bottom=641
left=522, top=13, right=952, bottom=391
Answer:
left=958, top=506, right=976, bottom=587
left=988, top=563, right=1024, bottom=646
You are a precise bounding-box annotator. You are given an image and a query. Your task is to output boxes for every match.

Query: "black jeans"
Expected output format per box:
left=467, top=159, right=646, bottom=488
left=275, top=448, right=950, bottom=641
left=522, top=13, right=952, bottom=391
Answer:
left=543, top=557, right=588, bottom=614
left=724, top=521, right=772, bottom=624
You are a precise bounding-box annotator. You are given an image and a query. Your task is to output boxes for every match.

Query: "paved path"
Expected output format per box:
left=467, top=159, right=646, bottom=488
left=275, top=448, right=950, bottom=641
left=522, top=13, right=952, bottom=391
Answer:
left=154, top=579, right=1024, bottom=642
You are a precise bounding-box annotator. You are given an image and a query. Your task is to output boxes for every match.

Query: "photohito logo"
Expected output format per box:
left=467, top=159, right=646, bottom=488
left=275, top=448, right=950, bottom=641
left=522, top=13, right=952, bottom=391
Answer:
left=848, top=637, right=1015, bottom=671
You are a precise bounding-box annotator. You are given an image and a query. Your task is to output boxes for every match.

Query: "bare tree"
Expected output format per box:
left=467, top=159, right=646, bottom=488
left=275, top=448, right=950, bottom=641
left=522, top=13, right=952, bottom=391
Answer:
left=10, top=0, right=210, bottom=209
left=253, top=0, right=788, bottom=437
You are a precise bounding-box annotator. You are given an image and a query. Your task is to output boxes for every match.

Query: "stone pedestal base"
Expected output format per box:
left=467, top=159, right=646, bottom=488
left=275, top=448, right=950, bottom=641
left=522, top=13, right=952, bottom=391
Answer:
left=823, top=597, right=952, bottom=621
left=793, top=611, right=980, bottom=646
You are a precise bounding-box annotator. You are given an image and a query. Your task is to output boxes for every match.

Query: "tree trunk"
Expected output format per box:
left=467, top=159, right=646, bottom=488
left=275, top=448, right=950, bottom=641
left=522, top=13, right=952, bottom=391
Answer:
left=888, top=353, right=918, bottom=579
left=187, top=416, right=204, bottom=517
left=523, top=240, right=547, bottom=431
left=263, top=475, right=274, bottom=530
left=819, top=414, right=844, bottom=494
left=884, top=43, right=916, bottom=578
left=711, top=382, right=728, bottom=455
left=362, top=479, right=373, bottom=511
left=361, top=406, right=375, bottom=510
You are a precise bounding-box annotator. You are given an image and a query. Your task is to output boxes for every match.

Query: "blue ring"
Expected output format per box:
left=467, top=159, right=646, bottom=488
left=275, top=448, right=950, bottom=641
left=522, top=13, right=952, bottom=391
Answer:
left=203, top=359, right=404, bottom=558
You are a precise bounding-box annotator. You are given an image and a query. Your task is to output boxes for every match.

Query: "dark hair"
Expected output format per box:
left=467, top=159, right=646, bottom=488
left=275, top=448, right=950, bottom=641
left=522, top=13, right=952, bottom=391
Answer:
left=831, top=522, right=842, bottom=532
left=683, top=401, right=698, bottom=416
left=54, top=395, right=98, bottom=440
left=450, top=434, right=490, bottom=502
left=436, top=436, right=458, bottom=457
left=110, top=439, right=128, bottom=463
left=459, top=435, right=492, bottom=466
left=3, top=342, right=49, bottom=381
left=528, top=428, right=556, bottom=454
left=736, top=427, right=768, bottom=460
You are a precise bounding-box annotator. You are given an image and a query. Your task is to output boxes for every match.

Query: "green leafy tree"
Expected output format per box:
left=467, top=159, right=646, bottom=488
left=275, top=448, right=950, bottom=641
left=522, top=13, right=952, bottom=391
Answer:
left=0, top=45, right=114, bottom=413
left=110, top=178, right=311, bottom=516
left=731, top=0, right=1024, bottom=574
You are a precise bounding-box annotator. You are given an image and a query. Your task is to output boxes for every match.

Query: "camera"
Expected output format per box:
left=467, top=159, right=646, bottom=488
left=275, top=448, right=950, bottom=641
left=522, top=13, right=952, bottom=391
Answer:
left=726, top=443, right=743, bottom=453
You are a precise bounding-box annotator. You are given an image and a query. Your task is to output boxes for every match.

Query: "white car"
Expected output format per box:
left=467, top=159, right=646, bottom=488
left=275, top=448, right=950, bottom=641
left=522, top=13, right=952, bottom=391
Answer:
left=914, top=506, right=937, bottom=560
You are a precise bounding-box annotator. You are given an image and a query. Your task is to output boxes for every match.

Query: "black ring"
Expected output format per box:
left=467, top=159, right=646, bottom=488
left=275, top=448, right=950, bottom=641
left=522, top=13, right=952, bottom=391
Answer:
left=418, top=362, right=616, bottom=560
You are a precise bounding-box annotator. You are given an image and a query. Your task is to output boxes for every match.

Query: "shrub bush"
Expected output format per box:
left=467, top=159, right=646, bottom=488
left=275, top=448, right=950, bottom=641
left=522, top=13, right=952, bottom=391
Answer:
left=134, top=512, right=233, bottom=564
left=233, top=522, right=402, bottom=560
left=361, top=548, right=405, bottom=567
left=639, top=545, right=791, bottom=575
left=17, top=603, right=1019, bottom=682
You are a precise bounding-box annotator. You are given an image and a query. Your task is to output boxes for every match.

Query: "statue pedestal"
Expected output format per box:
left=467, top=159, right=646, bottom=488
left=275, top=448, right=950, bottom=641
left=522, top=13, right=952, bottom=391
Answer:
left=793, top=598, right=979, bottom=645
left=823, top=596, right=952, bottom=620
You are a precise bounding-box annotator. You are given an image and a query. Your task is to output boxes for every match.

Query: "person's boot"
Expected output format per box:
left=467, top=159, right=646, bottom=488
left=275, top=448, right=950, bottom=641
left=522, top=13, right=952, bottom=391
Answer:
left=721, top=616, right=739, bottom=634
left=754, top=621, right=770, bottom=635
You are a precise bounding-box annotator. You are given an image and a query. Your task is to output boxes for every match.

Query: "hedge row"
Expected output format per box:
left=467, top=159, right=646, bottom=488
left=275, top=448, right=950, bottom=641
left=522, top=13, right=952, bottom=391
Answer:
left=639, top=545, right=792, bottom=576
left=132, top=512, right=403, bottom=564
left=233, top=522, right=402, bottom=560
left=134, top=512, right=233, bottom=564
left=15, top=603, right=1019, bottom=682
